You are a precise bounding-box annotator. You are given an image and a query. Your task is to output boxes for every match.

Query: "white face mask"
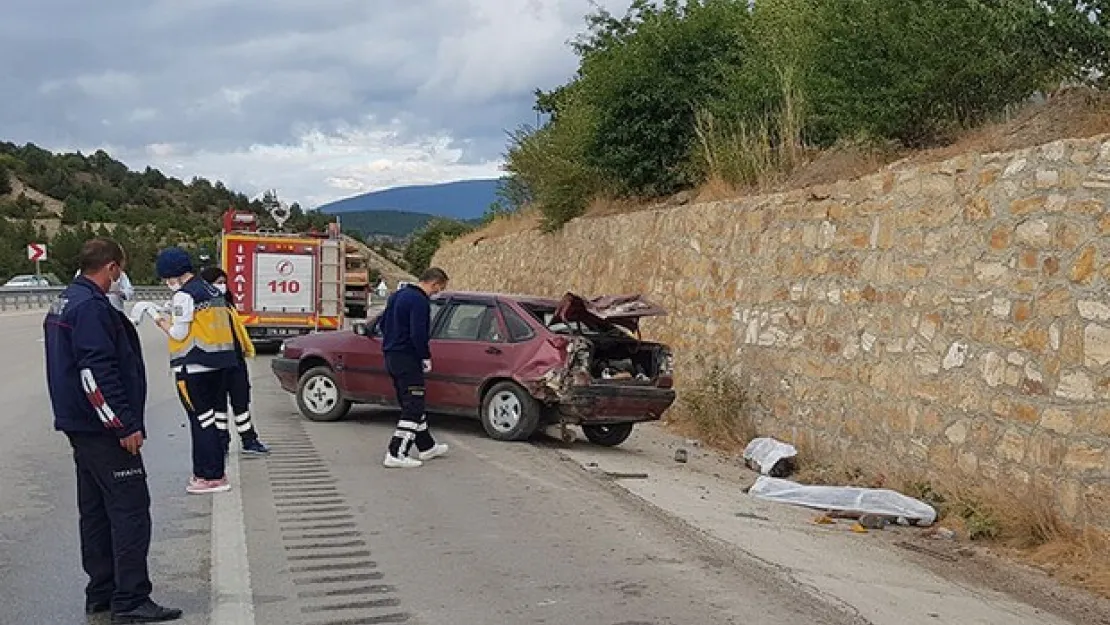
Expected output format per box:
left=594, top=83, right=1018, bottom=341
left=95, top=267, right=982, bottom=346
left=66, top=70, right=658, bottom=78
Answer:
left=214, top=283, right=227, bottom=294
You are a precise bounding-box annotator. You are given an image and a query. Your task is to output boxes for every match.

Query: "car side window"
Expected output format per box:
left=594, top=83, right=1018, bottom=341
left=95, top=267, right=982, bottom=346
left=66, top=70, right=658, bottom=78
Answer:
left=500, top=303, right=535, bottom=342
left=372, top=301, right=443, bottom=337
left=436, top=302, right=498, bottom=341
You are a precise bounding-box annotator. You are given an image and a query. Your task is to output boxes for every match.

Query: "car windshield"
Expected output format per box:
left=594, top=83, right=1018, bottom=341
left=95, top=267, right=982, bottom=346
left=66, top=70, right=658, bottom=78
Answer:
left=520, top=303, right=630, bottom=338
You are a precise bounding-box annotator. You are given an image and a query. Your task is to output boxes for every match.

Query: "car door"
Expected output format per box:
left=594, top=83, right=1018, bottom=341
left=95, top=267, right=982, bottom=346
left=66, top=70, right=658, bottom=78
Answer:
left=428, top=298, right=515, bottom=411
left=342, top=301, right=446, bottom=406
left=337, top=313, right=393, bottom=404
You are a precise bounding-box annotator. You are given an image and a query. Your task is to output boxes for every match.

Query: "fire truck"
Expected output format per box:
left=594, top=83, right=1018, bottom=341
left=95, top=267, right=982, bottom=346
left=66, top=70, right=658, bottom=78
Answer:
left=218, top=204, right=345, bottom=349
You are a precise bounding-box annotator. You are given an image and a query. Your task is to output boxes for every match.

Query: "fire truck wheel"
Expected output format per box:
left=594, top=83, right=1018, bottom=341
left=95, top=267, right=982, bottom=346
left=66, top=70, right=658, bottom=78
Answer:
left=296, top=366, right=351, bottom=422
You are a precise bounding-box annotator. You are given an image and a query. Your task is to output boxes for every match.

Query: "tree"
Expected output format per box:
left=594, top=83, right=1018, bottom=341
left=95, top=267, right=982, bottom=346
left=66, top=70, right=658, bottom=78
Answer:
left=0, top=162, right=11, bottom=196
left=403, top=220, right=474, bottom=275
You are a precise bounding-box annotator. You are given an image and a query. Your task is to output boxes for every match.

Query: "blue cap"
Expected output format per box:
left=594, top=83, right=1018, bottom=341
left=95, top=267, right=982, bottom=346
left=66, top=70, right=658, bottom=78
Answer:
left=156, top=247, right=193, bottom=279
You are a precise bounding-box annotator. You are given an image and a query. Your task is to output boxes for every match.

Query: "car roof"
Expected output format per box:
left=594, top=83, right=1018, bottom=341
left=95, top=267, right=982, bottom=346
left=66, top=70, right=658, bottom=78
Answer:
left=434, top=290, right=559, bottom=308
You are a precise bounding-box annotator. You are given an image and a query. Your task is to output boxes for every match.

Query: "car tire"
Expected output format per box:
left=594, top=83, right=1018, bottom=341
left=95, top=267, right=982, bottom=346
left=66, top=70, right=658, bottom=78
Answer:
left=480, top=381, right=541, bottom=442
left=582, top=423, right=635, bottom=447
left=296, top=366, right=351, bottom=422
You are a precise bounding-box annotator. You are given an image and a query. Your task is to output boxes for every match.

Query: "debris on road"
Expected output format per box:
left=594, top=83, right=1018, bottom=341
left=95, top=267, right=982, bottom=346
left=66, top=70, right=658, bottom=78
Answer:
left=742, top=437, right=798, bottom=477
left=896, top=541, right=961, bottom=563
left=604, top=471, right=650, bottom=480
left=674, top=448, right=688, bottom=463
left=747, top=476, right=938, bottom=526
left=925, top=527, right=957, bottom=541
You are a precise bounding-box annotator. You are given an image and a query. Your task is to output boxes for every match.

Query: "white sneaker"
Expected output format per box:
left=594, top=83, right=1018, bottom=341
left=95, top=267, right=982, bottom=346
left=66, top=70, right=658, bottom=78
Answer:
left=383, top=453, right=422, bottom=468
left=416, top=443, right=449, bottom=461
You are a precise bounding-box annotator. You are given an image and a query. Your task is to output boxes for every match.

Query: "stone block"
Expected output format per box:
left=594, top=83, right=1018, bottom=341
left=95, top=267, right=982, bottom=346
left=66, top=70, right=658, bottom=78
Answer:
left=1067, top=198, right=1105, bottom=216
left=1056, top=370, right=1095, bottom=402
left=1035, top=169, right=1060, bottom=188
left=1062, top=442, right=1107, bottom=474
left=1054, top=219, right=1087, bottom=250
left=988, top=224, right=1012, bottom=250
left=1018, top=327, right=1049, bottom=353
left=965, top=196, right=993, bottom=221
left=1039, top=407, right=1076, bottom=435
left=1026, top=432, right=1066, bottom=470
left=1009, top=196, right=1046, bottom=216
left=974, top=261, right=1009, bottom=284
left=1069, top=245, right=1097, bottom=284
left=1084, top=323, right=1110, bottom=368
left=995, top=429, right=1028, bottom=463
left=981, top=351, right=1006, bottom=387
left=1014, top=218, right=1052, bottom=248
left=1036, top=288, right=1072, bottom=318
left=1041, top=256, right=1060, bottom=277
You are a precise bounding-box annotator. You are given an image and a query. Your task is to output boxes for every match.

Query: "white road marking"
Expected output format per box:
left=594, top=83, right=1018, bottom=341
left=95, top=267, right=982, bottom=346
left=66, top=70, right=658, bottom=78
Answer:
left=209, top=446, right=256, bottom=625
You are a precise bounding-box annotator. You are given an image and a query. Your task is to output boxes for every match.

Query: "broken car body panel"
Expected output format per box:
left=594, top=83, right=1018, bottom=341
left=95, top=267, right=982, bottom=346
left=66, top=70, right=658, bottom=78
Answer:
left=553, top=292, right=667, bottom=333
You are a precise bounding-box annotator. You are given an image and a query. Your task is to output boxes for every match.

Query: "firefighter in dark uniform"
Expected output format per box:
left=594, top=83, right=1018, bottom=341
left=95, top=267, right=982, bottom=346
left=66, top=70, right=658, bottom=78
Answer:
left=381, top=267, right=451, bottom=468
left=43, top=238, right=182, bottom=623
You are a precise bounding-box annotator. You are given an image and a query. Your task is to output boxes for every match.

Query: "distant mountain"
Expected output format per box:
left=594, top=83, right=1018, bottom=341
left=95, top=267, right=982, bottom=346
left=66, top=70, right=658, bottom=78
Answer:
left=336, top=210, right=446, bottom=239
left=317, top=178, right=502, bottom=221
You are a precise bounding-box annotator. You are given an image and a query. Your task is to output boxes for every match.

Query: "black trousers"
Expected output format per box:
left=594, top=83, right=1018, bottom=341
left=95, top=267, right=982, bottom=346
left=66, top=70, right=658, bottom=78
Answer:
left=175, top=370, right=227, bottom=480
left=218, top=362, right=258, bottom=454
left=385, top=352, right=435, bottom=457
left=67, top=432, right=153, bottom=613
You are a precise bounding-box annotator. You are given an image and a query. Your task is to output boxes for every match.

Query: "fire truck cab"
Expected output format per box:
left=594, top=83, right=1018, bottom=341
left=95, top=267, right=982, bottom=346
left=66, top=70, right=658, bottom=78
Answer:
left=218, top=207, right=345, bottom=350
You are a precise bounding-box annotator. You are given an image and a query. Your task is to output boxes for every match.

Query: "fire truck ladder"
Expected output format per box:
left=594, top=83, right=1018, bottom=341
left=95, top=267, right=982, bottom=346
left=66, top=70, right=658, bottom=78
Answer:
left=317, top=238, right=344, bottom=332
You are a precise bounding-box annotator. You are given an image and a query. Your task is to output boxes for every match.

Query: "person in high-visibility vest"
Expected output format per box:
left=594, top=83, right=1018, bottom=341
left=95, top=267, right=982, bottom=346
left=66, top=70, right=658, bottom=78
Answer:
left=153, top=248, right=249, bottom=495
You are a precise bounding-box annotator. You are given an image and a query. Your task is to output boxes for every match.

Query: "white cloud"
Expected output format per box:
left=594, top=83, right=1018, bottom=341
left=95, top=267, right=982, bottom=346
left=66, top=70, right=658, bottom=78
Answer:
left=125, top=118, right=503, bottom=208
left=1, top=0, right=634, bottom=208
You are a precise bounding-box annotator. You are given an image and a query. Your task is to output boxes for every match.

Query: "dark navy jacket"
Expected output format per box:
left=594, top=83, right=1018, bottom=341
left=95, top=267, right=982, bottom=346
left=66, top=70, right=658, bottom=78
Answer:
left=380, top=285, right=431, bottom=359
left=44, top=277, right=147, bottom=437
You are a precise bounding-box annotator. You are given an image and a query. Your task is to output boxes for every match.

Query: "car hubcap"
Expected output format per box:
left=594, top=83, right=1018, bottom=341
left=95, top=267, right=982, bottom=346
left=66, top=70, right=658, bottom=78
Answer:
left=488, top=391, right=522, bottom=433
left=303, top=376, right=338, bottom=414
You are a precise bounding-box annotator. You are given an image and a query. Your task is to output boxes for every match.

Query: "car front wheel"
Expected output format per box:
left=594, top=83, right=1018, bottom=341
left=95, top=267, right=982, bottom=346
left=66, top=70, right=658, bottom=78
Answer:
left=582, top=423, right=635, bottom=447
left=296, top=366, right=351, bottom=422
left=480, top=381, right=541, bottom=442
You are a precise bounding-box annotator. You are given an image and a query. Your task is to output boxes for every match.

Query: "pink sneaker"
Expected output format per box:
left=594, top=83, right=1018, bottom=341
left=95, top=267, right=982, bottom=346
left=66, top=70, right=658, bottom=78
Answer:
left=186, top=476, right=231, bottom=494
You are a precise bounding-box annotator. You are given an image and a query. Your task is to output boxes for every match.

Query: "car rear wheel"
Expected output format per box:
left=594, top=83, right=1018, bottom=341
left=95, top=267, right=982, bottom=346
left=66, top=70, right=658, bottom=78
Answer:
left=480, top=381, right=541, bottom=442
left=296, top=366, right=351, bottom=422
left=582, top=423, right=635, bottom=447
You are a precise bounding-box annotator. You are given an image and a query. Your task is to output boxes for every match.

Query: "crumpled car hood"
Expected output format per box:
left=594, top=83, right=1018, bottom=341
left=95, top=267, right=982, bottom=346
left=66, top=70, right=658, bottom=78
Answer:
left=553, top=292, right=667, bottom=332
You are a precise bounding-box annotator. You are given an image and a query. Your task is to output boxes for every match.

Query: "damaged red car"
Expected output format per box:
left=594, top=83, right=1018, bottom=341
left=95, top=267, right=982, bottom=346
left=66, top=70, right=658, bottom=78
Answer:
left=270, top=291, right=676, bottom=446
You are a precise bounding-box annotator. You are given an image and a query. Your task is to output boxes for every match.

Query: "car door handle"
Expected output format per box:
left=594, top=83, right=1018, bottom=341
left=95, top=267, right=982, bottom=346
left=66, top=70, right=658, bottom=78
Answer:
left=486, top=346, right=502, bottom=355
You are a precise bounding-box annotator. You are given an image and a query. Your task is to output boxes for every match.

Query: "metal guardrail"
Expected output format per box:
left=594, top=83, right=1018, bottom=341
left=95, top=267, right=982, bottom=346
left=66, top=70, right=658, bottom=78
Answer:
left=0, top=286, right=173, bottom=312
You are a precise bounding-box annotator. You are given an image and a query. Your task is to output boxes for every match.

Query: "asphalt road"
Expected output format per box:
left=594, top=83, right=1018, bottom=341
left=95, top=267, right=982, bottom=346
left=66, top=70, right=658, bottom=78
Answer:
left=0, top=309, right=866, bottom=625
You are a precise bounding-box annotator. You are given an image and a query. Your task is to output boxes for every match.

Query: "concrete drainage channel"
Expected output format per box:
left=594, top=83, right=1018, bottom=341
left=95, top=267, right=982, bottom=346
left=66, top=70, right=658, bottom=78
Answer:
left=263, top=420, right=412, bottom=625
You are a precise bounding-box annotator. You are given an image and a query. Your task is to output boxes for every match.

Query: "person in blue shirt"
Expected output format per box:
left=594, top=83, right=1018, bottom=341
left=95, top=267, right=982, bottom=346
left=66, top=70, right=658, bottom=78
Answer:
left=380, top=267, right=450, bottom=468
left=44, top=238, right=182, bottom=623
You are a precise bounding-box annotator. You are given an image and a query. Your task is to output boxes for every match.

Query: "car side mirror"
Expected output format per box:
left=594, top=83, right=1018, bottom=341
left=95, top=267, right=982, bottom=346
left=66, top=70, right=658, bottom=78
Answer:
left=353, top=322, right=369, bottom=337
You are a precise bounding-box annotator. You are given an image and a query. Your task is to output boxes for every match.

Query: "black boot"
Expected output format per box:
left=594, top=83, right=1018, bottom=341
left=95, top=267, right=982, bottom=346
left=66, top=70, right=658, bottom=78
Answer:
left=111, top=599, right=183, bottom=623
left=86, top=600, right=111, bottom=615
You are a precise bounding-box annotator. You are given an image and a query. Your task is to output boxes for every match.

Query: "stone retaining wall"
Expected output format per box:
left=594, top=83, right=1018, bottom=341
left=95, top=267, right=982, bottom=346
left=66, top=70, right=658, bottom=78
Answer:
left=435, top=135, right=1110, bottom=526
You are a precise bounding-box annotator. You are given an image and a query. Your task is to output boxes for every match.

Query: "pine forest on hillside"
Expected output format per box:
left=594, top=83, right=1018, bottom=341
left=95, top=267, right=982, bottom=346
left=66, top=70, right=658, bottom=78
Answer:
left=0, top=142, right=331, bottom=284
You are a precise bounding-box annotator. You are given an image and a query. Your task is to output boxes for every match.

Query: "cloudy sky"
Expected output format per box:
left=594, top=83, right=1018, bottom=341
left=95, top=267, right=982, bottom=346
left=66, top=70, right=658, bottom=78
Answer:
left=0, top=0, right=629, bottom=208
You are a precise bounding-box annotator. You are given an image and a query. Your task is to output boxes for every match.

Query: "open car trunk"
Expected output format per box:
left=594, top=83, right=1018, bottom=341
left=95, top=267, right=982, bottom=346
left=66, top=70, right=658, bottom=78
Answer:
left=527, top=292, right=672, bottom=384
left=581, top=335, right=669, bottom=383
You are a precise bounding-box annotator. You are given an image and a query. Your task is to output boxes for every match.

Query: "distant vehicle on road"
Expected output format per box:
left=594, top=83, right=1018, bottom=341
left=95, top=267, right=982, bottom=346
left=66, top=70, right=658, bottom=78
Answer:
left=1, top=274, right=50, bottom=289
left=271, top=290, right=676, bottom=447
